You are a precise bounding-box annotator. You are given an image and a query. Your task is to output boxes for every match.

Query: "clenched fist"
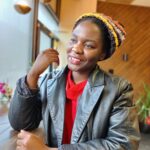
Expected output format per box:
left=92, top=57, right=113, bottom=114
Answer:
left=27, top=49, right=59, bottom=89
left=16, top=130, right=57, bottom=150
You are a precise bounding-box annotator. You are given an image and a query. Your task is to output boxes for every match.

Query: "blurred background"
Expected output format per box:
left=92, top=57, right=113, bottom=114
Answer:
left=0, top=1, right=150, bottom=149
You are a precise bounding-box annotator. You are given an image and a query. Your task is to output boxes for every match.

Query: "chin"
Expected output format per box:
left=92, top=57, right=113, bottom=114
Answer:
left=67, top=63, right=83, bottom=72
left=68, top=64, right=79, bottom=71
left=68, top=64, right=92, bottom=74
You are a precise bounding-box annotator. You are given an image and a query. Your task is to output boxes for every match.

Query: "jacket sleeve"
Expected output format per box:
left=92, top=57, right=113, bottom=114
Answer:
left=58, top=79, right=140, bottom=150
left=8, top=76, right=43, bottom=131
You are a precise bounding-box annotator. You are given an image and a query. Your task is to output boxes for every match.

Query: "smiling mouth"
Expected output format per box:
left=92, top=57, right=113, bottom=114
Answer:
left=69, top=56, right=81, bottom=65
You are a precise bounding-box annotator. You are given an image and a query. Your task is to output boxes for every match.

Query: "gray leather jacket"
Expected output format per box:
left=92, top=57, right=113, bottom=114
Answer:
left=9, top=66, right=140, bottom=150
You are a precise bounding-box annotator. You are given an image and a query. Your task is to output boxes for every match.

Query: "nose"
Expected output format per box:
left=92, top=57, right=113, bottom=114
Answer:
left=72, top=43, right=83, bottom=54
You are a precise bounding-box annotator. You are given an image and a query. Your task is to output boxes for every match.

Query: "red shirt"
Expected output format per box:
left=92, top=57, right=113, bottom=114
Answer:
left=62, top=70, right=87, bottom=144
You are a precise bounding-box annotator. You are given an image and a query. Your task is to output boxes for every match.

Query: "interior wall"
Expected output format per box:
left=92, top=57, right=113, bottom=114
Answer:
left=60, top=0, right=97, bottom=30
left=0, top=0, right=34, bottom=89
left=97, top=2, right=150, bottom=99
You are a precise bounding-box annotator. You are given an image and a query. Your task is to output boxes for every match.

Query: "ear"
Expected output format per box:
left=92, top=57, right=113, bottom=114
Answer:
left=99, top=52, right=106, bottom=61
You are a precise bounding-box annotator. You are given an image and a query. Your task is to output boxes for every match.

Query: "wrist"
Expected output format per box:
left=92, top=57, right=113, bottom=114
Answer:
left=28, top=70, right=39, bottom=80
left=27, top=71, right=39, bottom=89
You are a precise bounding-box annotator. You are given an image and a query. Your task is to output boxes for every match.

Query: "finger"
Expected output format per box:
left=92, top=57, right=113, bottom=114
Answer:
left=45, top=54, right=59, bottom=63
left=18, top=132, right=23, bottom=139
left=56, top=58, right=60, bottom=65
left=48, top=49, right=59, bottom=54
left=21, top=129, right=28, bottom=133
left=16, top=146, right=21, bottom=150
left=16, top=145, right=25, bottom=150
left=41, top=53, right=59, bottom=61
left=46, top=53, right=59, bottom=58
left=50, top=57, right=60, bottom=64
left=45, top=51, right=59, bottom=56
left=16, top=139, right=23, bottom=146
left=38, top=50, right=58, bottom=57
left=47, top=51, right=59, bottom=56
left=17, top=130, right=29, bottom=139
left=45, top=49, right=59, bottom=54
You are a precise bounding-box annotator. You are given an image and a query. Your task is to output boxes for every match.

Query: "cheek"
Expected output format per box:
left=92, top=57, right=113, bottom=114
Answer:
left=66, top=43, right=73, bottom=54
left=84, top=51, right=101, bottom=62
left=66, top=46, right=71, bottom=54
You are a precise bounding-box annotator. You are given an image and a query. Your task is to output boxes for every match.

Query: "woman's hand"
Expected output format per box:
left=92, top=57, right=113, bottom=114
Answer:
left=16, top=130, right=58, bottom=150
left=27, top=49, right=59, bottom=89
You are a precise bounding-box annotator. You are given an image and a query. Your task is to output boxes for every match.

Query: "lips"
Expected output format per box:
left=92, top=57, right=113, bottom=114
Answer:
left=69, top=56, right=81, bottom=65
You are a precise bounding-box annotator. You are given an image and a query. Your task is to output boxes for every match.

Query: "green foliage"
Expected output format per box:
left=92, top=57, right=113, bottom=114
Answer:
left=136, top=83, right=150, bottom=122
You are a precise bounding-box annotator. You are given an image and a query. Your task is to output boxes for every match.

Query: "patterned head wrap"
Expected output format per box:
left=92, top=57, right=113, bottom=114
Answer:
left=74, top=13, right=126, bottom=59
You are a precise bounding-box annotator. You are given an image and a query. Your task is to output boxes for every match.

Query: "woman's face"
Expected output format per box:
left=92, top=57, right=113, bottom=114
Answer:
left=67, top=20, right=104, bottom=73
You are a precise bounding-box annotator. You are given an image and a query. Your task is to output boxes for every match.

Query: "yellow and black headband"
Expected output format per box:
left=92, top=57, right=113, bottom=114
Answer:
left=74, top=13, right=126, bottom=59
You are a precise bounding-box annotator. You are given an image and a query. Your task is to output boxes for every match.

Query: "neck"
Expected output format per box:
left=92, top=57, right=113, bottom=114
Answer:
left=71, top=72, right=88, bottom=84
left=71, top=68, right=95, bottom=84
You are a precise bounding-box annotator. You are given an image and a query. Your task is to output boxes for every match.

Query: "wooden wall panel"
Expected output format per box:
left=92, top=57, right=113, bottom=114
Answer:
left=97, top=2, right=150, bottom=99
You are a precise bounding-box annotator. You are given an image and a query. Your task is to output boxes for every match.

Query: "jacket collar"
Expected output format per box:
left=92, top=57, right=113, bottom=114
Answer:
left=57, top=65, right=105, bottom=87
left=47, top=65, right=105, bottom=145
left=88, top=65, right=105, bottom=87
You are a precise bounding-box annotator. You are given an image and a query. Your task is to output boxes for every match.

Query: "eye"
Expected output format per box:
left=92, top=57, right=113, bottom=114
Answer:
left=84, top=44, right=95, bottom=49
left=70, top=38, right=77, bottom=44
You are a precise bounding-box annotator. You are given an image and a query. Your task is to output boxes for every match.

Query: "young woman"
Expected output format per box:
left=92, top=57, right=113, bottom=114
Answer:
left=9, top=13, right=140, bottom=150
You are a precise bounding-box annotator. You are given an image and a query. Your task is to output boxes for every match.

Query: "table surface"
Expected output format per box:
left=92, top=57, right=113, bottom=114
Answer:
left=0, top=101, right=44, bottom=150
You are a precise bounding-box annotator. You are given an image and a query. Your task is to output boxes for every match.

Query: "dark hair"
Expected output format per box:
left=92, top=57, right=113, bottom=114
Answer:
left=73, top=16, right=115, bottom=59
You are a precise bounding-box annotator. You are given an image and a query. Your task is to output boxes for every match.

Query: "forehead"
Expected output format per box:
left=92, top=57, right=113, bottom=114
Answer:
left=72, top=21, right=102, bottom=41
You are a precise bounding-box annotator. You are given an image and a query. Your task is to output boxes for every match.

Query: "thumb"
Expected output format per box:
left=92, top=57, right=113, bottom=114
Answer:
left=18, top=130, right=26, bottom=139
left=21, top=129, right=27, bottom=133
left=20, top=130, right=31, bottom=136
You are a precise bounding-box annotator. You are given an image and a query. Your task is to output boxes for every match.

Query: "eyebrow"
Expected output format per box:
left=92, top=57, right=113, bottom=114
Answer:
left=72, top=33, right=97, bottom=43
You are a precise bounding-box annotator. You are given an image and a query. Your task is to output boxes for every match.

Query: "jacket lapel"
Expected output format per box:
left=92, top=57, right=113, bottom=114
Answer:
left=71, top=66, right=105, bottom=143
left=47, top=69, right=67, bottom=146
